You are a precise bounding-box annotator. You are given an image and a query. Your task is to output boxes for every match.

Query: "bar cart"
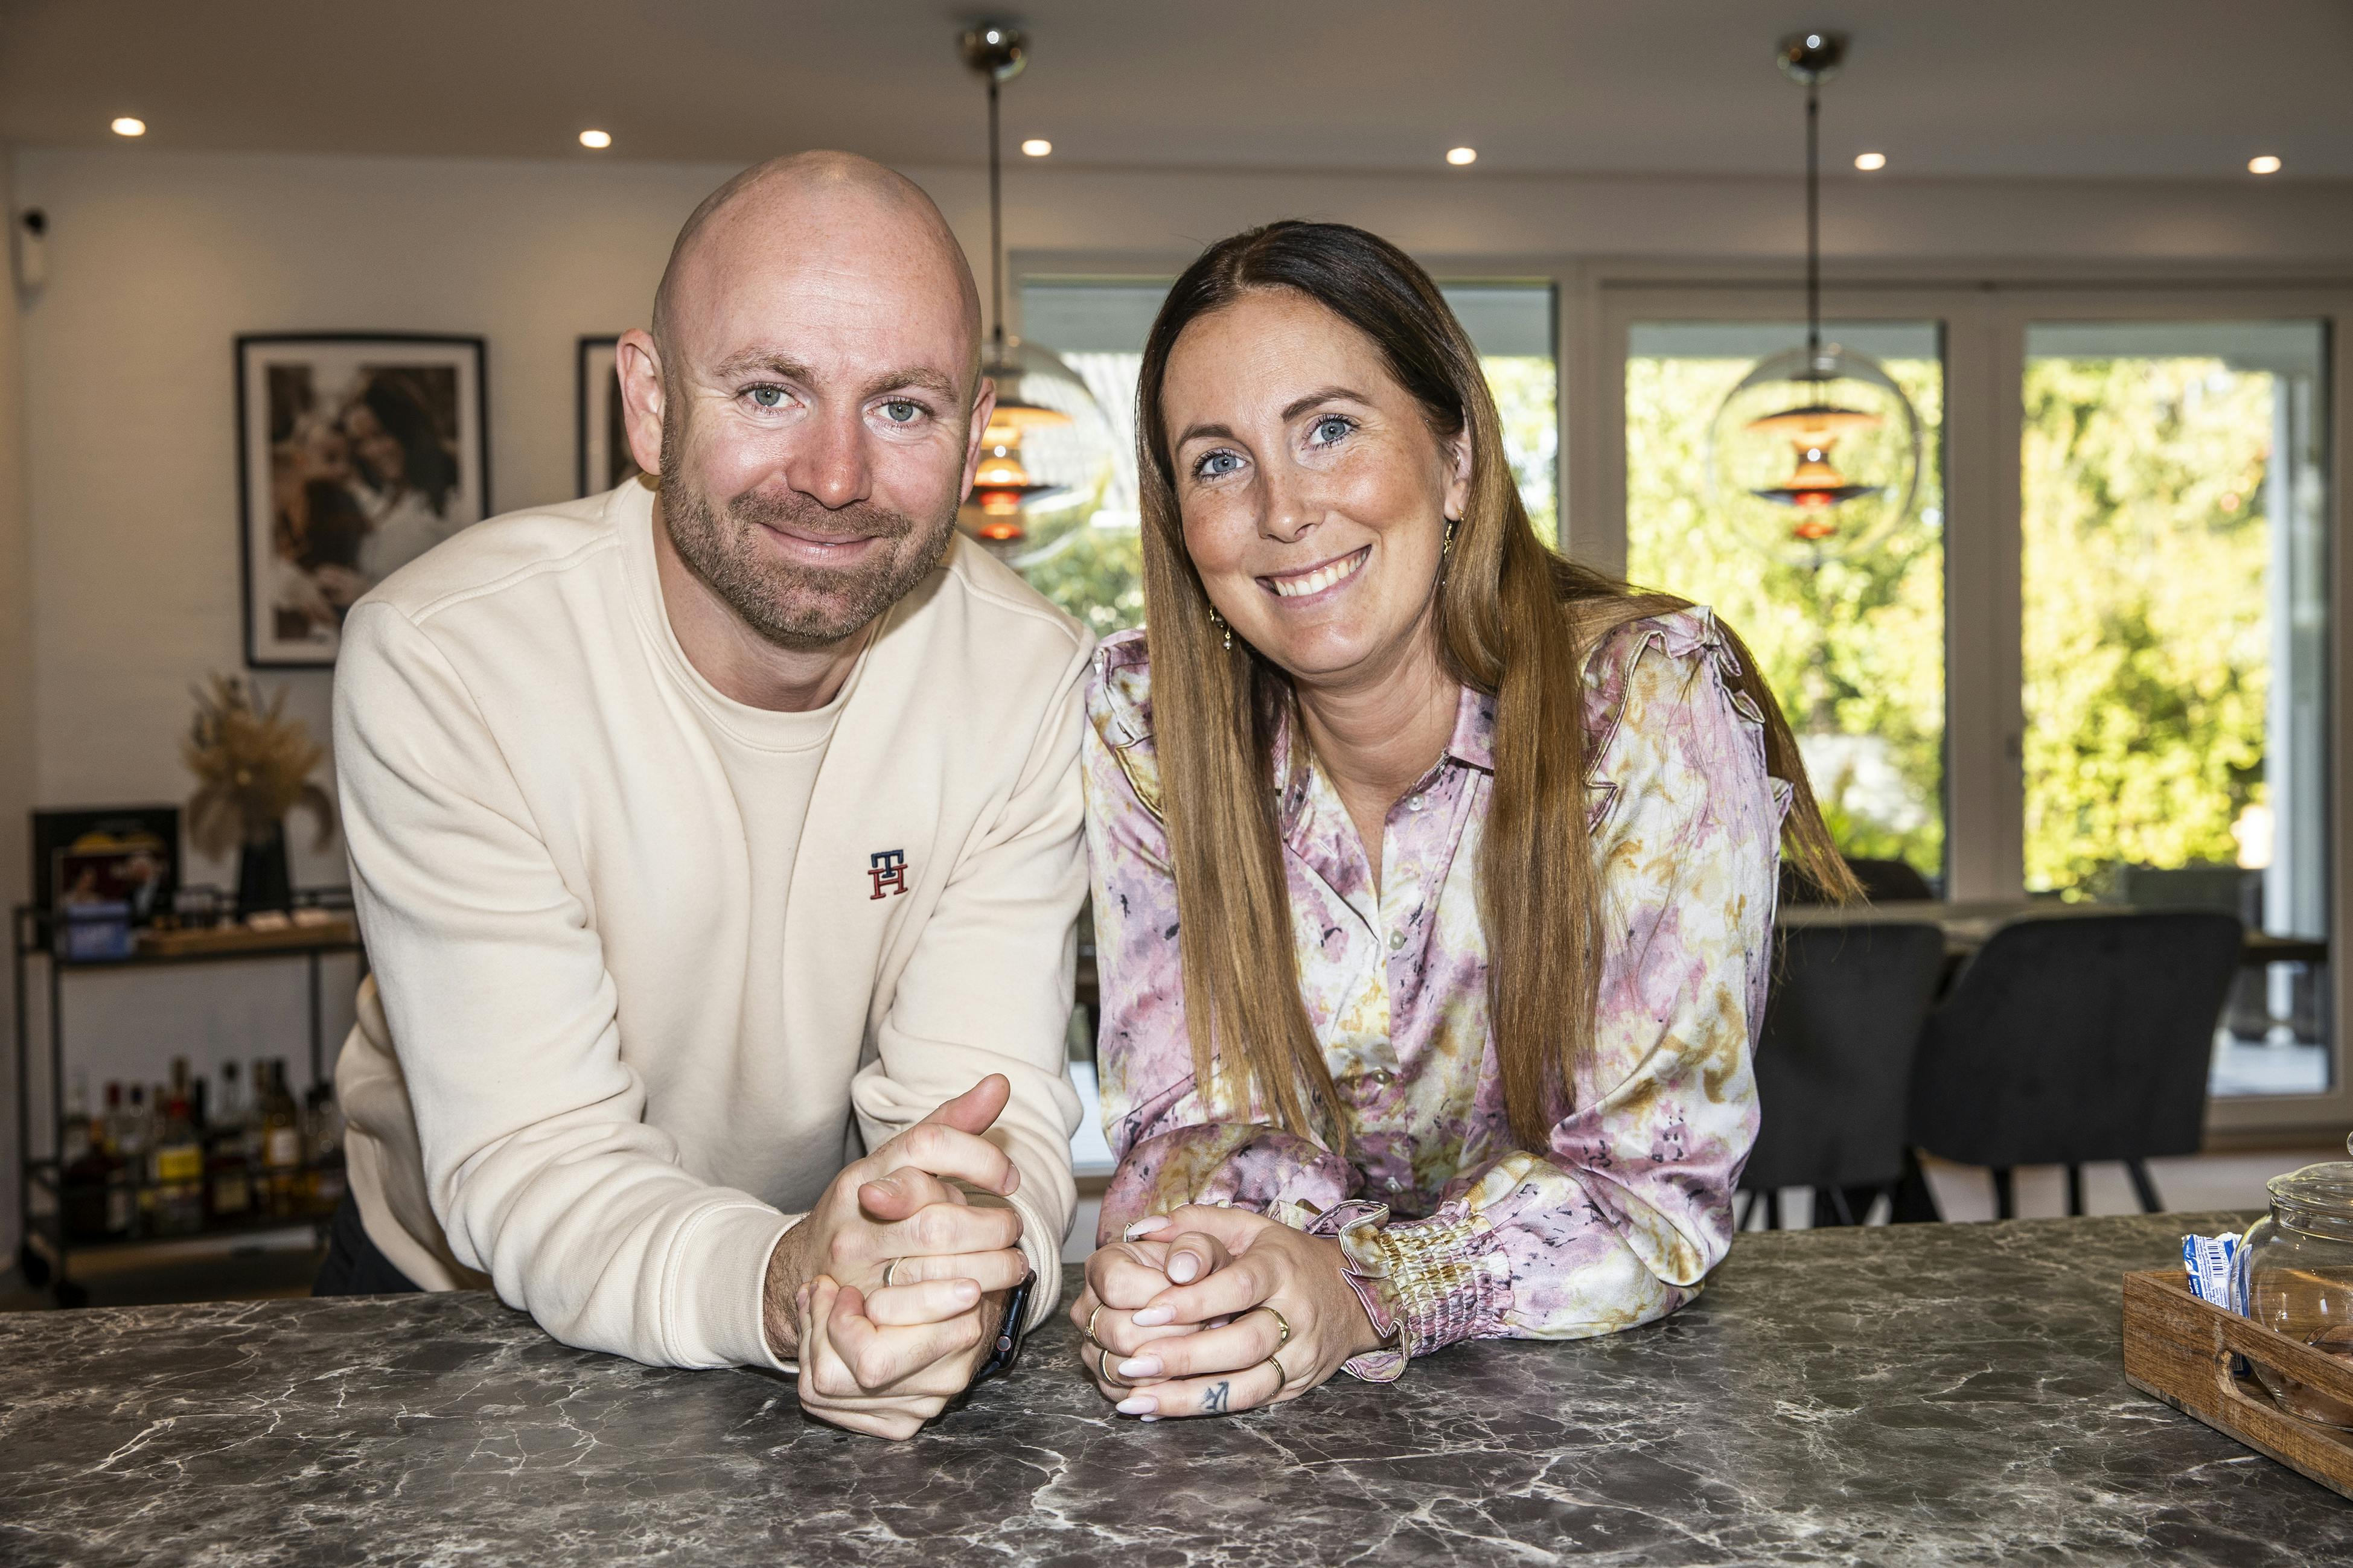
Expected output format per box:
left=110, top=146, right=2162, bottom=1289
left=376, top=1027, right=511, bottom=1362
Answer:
left=12, top=893, right=364, bottom=1305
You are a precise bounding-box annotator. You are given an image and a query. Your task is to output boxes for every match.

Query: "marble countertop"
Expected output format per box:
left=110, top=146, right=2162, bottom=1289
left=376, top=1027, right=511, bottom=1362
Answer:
left=2, top=1210, right=2344, bottom=1566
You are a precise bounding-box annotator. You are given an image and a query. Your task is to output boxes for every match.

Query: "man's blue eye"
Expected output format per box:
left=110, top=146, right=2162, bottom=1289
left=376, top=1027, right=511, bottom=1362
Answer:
left=749, top=386, right=786, bottom=409
left=883, top=401, right=920, bottom=423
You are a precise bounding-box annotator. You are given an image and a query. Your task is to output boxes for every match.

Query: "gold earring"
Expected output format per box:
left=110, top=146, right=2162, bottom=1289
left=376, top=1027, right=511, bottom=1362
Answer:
left=1208, top=602, right=1232, bottom=652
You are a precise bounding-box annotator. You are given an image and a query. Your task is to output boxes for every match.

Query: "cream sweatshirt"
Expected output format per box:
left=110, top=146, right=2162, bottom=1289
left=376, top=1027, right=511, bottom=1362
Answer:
left=331, top=479, right=1090, bottom=1371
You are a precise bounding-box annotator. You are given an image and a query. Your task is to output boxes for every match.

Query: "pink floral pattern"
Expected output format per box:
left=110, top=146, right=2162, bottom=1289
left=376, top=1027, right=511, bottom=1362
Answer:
left=1084, top=607, right=1790, bottom=1379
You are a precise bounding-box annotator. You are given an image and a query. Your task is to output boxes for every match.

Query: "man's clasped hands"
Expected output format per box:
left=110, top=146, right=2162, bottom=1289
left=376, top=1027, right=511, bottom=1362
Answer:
left=762, top=1073, right=1385, bottom=1437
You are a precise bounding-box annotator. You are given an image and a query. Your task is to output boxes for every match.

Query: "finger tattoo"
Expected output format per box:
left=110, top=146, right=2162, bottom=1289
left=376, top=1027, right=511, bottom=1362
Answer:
left=1203, top=1381, right=1231, bottom=1414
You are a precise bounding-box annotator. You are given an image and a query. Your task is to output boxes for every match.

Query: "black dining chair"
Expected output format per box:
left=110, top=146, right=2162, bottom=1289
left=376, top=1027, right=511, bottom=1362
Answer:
left=1738, top=920, right=1949, bottom=1228
left=1780, top=855, right=1936, bottom=907
left=1906, top=911, right=2243, bottom=1219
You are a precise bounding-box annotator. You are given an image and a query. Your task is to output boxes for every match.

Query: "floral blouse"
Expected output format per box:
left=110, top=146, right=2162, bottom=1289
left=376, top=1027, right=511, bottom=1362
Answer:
left=1082, top=607, right=1791, bottom=1380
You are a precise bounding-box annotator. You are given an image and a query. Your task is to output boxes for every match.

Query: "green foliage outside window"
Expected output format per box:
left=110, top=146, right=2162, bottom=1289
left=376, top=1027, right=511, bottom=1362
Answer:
left=2022, top=358, right=2273, bottom=897
left=1626, top=357, right=1948, bottom=876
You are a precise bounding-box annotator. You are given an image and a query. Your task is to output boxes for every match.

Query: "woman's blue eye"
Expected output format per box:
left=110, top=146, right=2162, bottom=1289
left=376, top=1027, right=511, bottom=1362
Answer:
left=1194, top=450, right=1243, bottom=480
left=748, top=386, right=787, bottom=410
left=1311, top=415, right=1352, bottom=445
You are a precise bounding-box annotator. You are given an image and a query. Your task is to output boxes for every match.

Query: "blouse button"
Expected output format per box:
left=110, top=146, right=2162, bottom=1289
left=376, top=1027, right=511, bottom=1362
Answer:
left=1406, top=795, right=1425, bottom=813
left=1387, top=928, right=1406, bottom=952
left=1368, top=1068, right=1395, bottom=1086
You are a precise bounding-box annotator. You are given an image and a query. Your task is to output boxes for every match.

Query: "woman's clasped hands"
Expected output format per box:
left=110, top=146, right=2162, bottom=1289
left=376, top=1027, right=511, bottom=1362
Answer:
left=1071, top=1203, right=1385, bottom=1419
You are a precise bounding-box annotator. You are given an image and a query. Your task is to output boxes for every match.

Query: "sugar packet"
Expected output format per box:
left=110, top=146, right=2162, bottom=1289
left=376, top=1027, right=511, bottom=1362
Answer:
left=2182, top=1232, right=2241, bottom=1313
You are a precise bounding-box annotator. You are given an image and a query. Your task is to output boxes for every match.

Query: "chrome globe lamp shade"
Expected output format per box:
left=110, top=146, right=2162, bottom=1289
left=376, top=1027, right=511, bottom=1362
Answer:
left=1709, top=342, right=1920, bottom=559
left=956, top=22, right=1116, bottom=552
left=1708, top=31, right=1922, bottom=565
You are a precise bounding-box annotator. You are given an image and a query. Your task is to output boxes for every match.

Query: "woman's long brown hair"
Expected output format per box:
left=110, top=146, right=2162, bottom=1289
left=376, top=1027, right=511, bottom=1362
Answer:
left=1136, top=221, right=1856, bottom=1150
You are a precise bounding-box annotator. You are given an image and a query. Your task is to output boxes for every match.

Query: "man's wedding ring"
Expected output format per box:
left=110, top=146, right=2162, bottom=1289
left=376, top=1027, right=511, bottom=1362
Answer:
left=881, top=1257, right=901, bottom=1289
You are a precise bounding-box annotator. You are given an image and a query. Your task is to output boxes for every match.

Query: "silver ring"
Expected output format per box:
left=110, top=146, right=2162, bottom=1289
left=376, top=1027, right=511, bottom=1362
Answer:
left=881, top=1257, right=901, bottom=1289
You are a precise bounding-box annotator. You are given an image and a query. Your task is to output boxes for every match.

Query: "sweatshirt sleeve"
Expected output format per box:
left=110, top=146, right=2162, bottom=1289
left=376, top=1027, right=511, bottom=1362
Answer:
left=848, top=635, right=1091, bottom=1333
left=336, top=601, right=793, bottom=1372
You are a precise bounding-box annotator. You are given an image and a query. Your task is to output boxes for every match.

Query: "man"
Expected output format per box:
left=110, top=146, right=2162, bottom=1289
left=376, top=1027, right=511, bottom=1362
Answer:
left=322, top=153, right=1090, bottom=1441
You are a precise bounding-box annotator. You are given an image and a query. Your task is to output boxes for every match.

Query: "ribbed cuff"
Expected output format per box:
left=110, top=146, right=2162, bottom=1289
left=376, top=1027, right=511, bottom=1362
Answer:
left=668, top=1200, right=796, bottom=1372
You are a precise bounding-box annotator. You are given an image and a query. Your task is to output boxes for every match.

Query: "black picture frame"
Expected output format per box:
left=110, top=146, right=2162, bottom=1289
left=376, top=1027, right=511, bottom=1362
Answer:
left=30, top=805, right=180, bottom=920
left=576, top=336, right=643, bottom=498
left=235, top=332, right=491, bottom=668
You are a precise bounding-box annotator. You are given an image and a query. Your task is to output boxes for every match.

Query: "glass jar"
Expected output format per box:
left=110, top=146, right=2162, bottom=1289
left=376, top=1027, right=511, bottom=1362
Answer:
left=2237, top=1135, right=2353, bottom=1427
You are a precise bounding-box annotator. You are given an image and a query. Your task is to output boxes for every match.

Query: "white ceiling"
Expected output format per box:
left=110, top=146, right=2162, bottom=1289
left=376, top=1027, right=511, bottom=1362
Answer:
left=3, top=0, right=2350, bottom=181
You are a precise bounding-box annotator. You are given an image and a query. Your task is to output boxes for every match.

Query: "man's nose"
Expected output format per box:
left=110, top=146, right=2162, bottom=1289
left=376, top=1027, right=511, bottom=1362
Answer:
left=787, top=406, right=873, bottom=511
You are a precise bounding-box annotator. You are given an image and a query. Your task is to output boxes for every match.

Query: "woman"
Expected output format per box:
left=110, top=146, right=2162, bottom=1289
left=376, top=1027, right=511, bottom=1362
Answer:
left=1072, top=221, right=1851, bottom=1420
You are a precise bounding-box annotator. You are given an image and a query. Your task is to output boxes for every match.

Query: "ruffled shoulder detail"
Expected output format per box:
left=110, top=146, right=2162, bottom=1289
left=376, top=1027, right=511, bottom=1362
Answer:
left=1084, top=628, right=1164, bottom=820
left=1580, top=605, right=1786, bottom=830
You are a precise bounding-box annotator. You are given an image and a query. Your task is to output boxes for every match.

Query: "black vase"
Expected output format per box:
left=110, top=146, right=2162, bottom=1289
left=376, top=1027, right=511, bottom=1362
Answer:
left=237, top=821, right=293, bottom=917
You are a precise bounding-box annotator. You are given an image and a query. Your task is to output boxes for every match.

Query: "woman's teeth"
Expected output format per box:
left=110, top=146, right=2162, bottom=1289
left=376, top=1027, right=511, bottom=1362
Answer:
left=1270, top=549, right=1366, bottom=599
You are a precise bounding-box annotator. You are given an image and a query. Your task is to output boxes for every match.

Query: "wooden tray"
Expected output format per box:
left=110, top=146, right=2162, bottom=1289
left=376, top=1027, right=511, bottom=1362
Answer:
left=134, top=918, right=355, bottom=958
left=2123, top=1267, right=2353, bottom=1500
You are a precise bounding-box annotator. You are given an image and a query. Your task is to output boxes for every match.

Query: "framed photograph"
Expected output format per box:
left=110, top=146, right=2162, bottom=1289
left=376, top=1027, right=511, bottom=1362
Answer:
left=577, top=336, right=645, bottom=498
left=237, top=333, right=490, bottom=667
left=31, top=805, right=179, bottom=922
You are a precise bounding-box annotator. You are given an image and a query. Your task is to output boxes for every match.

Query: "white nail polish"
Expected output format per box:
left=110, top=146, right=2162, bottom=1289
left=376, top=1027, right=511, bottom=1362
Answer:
left=1132, top=1306, right=1173, bottom=1327
left=1116, top=1396, right=1156, bottom=1415
left=1124, top=1216, right=1171, bottom=1240
left=1168, top=1255, right=1198, bottom=1284
left=1116, top=1357, right=1160, bottom=1379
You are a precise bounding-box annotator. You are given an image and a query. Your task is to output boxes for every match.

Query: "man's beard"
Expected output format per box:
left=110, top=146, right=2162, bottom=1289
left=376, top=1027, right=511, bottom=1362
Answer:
left=658, top=423, right=956, bottom=651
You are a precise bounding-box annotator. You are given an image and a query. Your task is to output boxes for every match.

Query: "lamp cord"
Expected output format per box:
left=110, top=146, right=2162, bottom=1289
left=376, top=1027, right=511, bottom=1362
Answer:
left=988, top=74, right=1006, bottom=362
left=1805, top=84, right=1821, bottom=355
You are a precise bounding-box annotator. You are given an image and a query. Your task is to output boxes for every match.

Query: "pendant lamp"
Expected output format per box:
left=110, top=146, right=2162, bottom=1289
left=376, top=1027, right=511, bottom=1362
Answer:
left=1707, top=31, right=1921, bottom=563
left=955, top=23, right=1116, bottom=551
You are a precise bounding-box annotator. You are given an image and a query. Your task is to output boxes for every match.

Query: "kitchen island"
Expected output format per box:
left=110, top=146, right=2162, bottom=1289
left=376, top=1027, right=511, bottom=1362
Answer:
left=1, top=1210, right=2342, bottom=1566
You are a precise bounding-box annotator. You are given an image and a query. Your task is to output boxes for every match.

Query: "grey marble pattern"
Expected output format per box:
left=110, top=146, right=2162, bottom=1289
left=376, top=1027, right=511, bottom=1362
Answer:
left=0, top=1211, right=2343, bottom=1566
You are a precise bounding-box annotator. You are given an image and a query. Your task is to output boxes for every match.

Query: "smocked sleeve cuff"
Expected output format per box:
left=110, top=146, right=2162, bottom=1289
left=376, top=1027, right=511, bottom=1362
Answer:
left=1283, top=1198, right=1512, bottom=1383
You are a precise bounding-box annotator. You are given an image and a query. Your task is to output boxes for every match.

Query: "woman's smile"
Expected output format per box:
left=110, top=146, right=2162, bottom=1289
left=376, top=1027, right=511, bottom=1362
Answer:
left=1260, top=544, right=1370, bottom=603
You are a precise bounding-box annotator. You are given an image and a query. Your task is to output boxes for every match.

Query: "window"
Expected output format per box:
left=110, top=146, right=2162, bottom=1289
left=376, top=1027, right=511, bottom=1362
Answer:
left=1624, top=321, right=1947, bottom=882
left=1013, top=279, right=1559, bottom=636
left=2020, top=321, right=2331, bottom=1095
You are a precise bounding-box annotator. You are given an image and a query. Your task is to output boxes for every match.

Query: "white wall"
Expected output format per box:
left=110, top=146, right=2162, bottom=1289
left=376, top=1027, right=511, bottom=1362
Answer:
left=1, top=153, right=36, bottom=1264
left=5, top=142, right=2351, bottom=1261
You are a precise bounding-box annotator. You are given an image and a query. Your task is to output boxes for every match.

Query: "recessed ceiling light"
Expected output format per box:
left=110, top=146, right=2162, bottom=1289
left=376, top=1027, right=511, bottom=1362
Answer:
left=1854, top=151, right=1887, bottom=171
left=2249, top=154, right=2282, bottom=175
left=579, top=129, right=612, bottom=150
left=1446, top=147, right=1477, bottom=166
left=1021, top=138, right=1052, bottom=157
left=110, top=116, right=146, bottom=138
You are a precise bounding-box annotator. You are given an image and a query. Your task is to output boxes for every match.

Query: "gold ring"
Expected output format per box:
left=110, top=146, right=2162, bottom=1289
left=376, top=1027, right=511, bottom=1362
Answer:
left=1255, top=1305, right=1292, bottom=1351
left=1098, top=1343, right=1131, bottom=1388
left=1265, top=1350, right=1288, bottom=1386
left=1085, top=1302, right=1107, bottom=1348
left=881, top=1257, right=901, bottom=1289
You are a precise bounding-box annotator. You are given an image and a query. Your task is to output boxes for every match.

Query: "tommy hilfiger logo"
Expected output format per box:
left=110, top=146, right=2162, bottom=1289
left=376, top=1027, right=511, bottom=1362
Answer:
left=868, top=849, right=908, bottom=900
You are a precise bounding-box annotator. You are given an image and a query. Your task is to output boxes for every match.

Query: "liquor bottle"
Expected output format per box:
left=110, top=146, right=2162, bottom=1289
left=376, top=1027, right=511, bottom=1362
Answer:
left=152, top=1094, right=205, bottom=1235
left=61, top=1079, right=103, bottom=1241
left=305, top=1084, right=347, bottom=1214
left=205, top=1063, right=253, bottom=1222
left=123, top=1085, right=153, bottom=1234
left=260, top=1060, right=304, bottom=1218
left=63, top=1070, right=90, bottom=1155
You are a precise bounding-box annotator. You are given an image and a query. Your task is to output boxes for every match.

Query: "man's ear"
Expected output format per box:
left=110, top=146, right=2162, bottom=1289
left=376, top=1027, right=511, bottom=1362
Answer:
left=960, top=374, right=1001, bottom=500
left=616, top=329, right=668, bottom=477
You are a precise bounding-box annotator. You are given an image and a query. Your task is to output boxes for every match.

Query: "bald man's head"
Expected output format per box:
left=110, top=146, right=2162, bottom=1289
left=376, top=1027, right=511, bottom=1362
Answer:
left=651, top=151, right=983, bottom=389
